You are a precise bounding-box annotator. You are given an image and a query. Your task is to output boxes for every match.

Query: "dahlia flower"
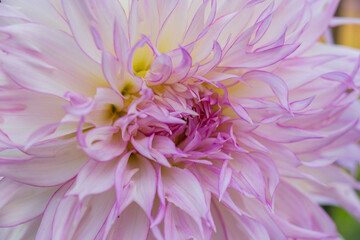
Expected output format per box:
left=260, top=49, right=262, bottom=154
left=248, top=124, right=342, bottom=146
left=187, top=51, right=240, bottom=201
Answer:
left=1, top=0, right=360, bottom=239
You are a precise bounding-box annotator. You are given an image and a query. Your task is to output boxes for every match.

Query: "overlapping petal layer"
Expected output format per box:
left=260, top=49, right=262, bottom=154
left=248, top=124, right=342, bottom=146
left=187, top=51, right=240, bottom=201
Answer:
left=1, top=0, right=360, bottom=239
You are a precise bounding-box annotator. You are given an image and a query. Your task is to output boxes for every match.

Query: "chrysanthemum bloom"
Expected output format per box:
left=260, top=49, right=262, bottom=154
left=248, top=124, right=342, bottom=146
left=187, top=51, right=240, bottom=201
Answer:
left=1, top=0, right=360, bottom=239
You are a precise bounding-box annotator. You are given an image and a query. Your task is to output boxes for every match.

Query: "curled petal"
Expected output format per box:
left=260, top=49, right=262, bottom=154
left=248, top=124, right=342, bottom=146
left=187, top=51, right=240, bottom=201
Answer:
left=146, top=54, right=173, bottom=86
left=242, top=71, right=290, bottom=111
left=81, top=126, right=126, bottom=162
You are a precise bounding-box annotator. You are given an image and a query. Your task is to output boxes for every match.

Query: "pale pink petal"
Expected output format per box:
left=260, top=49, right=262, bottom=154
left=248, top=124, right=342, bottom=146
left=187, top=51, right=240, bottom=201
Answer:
left=253, top=123, right=324, bottom=143
left=211, top=200, right=270, bottom=240
left=52, top=190, right=115, bottom=240
left=0, top=89, right=67, bottom=145
left=219, top=160, right=232, bottom=201
left=2, top=0, right=69, bottom=31
left=0, top=178, right=57, bottom=227
left=131, top=133, right=157, bottom=161
left=151, top=135, right=186, bottom=157
left=221, top=44, right=299, bottom=68
left=125, top=154, right=157, bottom=217
left=162, top=167, right=209, bottom=222
left=64, top=91, right=95, bottom=116
left=36, top=181, right=73, bottom=240
left=294, top=0, right=340, bottom=55
left=146, top=54, right=172, bottom=86
left=166, top=47, right=192, bottom=84
left=250, top=152, right=280, bottom=205
left=182, top=0, right=216, bottom=45
left=86, top=87, right=124, bottom=126
left=62, top=0, right=128, bottom=62
left=0, top=0, right=359, bottom=239
left=0, top=23, right=104, bottom=97
left=101, top=51, right=123, bottom=94
left=164, top=203, right=206, bottom=240
left=107, top=203, right=150, bottom=240
left=0, top=216, right=41, bottom=240
left=81, top=126, right=126, bottom=162
left=0, top=139, right=87, bottom=187
left=230, top=153, right=267, bottom=203
left=131, top=133, right=172, bottom=167
left=272, top=182, right=337, bottom=239
left=242, top=71, right=290, bottom=111
left=191, top=11, right=238, bottom=63
left=287, top=119, right=358, bottom=153
left=66, top=159, right=117, bottom=201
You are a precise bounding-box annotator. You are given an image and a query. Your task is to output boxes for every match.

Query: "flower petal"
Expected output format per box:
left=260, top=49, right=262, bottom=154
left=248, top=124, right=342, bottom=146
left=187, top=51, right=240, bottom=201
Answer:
left=211, top=200, right=270, bottom=240
left=81, top=126, right=126, bottom=162
left=0, top=138, right=87, bottom=187
left=62, top=0, right=128, bottom=62
left=107, top=203, right=150, bottom=240
left=162, top=167, right=209, bottom=222
left=66, top=159, right=117, bottom=201
left=0, top=216, right=41, bottom=240
left=241, top=71, right=290, bottom=111
left=164, top=203, right=206, bottom=240
left=125, top=154, right=157, bottom=217
left=36, top=181, right=73, bottom=240
left=52, top=190, right=115, bottom=240
left=0, top=89, right=67, bottom=145
left=0, top=178, right=57, bottom=227
left=0, top=23, right=104, bottom=97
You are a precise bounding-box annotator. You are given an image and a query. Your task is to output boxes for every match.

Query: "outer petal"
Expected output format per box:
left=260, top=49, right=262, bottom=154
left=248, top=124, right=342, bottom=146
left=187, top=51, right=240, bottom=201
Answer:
left=0, top=178, right=57, bottom=227
left=52, top=190, right=115, bottom=240
left=241, top=71, right=290, bottom=111
left=220, top=44, right=299, bottom=68
left=297, top=169, right=360, bottom=221
left=0, top=89, right=67, bottom=145
left=0, top=138, right=87, bottom=187
left=107, top=203, right=150, bottom=240
left=211, top=200, right=270, bottom=240
left=0, top=23, right=104, bottom=97
left=36, top=181, right=73, bottom=240
left=1, top=0, right=69, bottom=31
left=0, top=216, right=41, bottom=240
left=294, top=0, right=340, bottom=55
left=253, top=123, right=324, bottom=143
left=62, top=0, right=128, bottom=62
left=272, top=182, right=338, bottom=239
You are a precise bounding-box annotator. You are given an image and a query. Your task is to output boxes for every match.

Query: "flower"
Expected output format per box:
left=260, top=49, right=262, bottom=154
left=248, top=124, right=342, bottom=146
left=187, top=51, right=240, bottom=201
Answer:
left=1, top=0, right=360, bottom=239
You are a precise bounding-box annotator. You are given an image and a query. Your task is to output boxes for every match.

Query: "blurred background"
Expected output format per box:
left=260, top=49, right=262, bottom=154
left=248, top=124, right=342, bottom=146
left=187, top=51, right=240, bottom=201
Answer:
left=327, top=1, right=360, bottom=239
left=334, top=0, right=360, bottom=48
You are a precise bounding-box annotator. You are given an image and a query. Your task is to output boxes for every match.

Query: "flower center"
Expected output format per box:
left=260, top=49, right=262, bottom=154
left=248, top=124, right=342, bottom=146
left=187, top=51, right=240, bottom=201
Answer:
left=132, top=44, right=154, bottom=78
